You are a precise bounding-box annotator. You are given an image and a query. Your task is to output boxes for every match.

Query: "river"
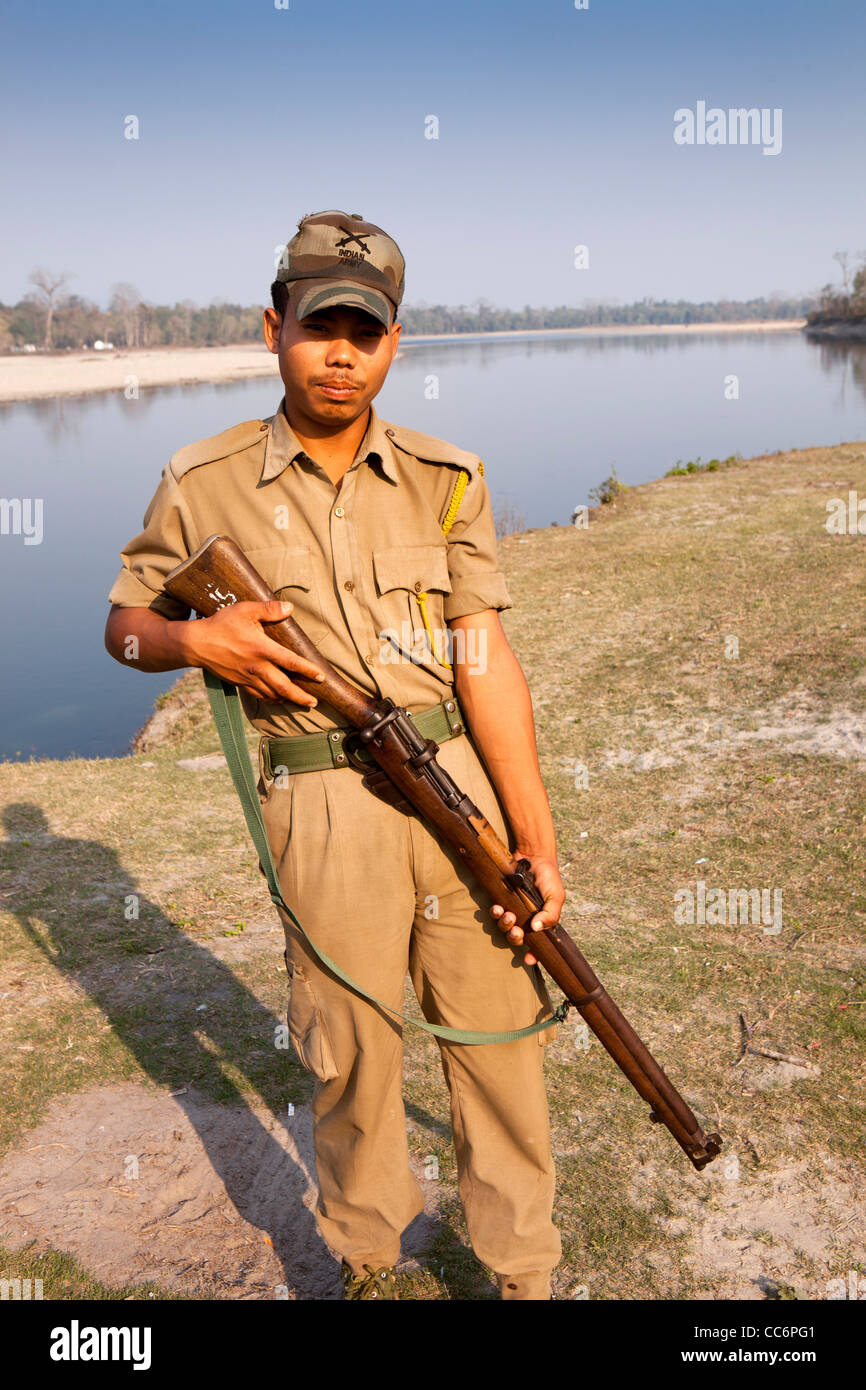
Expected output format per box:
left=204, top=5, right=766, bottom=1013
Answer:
left=0, top=327, right=863, bottom=760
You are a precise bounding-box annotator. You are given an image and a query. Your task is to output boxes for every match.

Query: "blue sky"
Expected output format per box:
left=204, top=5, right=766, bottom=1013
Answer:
left=2, top=0, right=864, bottom=310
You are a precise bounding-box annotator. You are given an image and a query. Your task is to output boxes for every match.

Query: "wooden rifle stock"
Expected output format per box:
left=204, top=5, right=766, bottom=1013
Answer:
left=164, top=534, right=722, bottom=1171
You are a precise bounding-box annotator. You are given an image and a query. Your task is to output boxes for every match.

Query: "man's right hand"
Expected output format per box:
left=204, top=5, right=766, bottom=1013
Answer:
left=183, top=600, right=325, bottom=704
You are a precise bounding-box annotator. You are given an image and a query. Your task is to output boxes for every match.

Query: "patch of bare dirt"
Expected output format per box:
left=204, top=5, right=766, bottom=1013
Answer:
left=631, top=1156, right=866, bottom=1299
left=0, top=1083, right=438, bottom=1300
left=594, top=691, right=866, bottom=772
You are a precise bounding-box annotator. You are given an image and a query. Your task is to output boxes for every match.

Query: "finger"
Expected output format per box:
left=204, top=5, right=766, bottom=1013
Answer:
left=529, top=898, right=561, bottom=931
left=236, top=664, right=276, bottom=699
left=235, top=601, right=324, bottom=682
left=500, top=921, right=539, bottom=961
left=243, top=599, right=296, bottom=624
left=249, top=662, right=320, bottom=706
left=257, top=633, right=325, bottom=682
left=237, top=676, right=274, bottom=700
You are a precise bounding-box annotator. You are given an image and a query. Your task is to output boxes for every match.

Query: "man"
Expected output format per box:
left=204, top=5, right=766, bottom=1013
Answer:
left=105, top=210, right=566, bottom=1300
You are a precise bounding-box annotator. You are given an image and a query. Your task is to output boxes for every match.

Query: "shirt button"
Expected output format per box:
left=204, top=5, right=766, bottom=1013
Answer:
left=334, top=505, right=345, bottom=518
left=344, top=581, right=354, bottom=592
left=413, top=581, right=422, bottom=592
left=365, top=654, right=375, bottom=664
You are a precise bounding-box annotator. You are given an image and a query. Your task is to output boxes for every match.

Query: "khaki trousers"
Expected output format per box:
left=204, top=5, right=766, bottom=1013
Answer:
left=259, top=727, right=561, bottom=1300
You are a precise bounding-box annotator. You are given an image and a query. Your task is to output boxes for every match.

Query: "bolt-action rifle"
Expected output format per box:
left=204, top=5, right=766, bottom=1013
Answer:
left=164, top=534, right=722, bottom=1171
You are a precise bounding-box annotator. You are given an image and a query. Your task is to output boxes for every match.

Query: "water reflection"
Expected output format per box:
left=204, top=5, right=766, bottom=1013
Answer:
left=803, top=333, right=866, bottom=409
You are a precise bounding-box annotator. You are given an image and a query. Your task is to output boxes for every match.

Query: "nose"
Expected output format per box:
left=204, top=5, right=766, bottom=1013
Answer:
left=325, top=337, right=356, bottom=365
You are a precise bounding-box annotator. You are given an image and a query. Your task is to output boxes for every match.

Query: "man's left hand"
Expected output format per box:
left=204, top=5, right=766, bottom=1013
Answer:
left=490, top=853, right=565, bottom=966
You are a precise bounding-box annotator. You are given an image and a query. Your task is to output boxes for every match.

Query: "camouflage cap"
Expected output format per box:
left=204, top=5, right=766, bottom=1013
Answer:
left=275, top=210, right=405, bottom=329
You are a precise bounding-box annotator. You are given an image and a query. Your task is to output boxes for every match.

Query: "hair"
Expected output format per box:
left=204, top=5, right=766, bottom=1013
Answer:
left=269, top=278, right=398, bottom=327
left=270, top=280, right=288, bottom=316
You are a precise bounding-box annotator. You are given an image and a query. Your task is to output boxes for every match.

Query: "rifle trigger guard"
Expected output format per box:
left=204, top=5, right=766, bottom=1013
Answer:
left=342, top=731, right=376, bottom=772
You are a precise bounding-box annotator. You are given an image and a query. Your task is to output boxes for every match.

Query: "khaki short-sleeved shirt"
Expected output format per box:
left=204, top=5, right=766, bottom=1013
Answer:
left=109, top=398, right=513, bottom=738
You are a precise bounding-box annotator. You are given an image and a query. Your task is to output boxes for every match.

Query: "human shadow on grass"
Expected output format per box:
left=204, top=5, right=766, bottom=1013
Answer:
left=1, top=802, right=339, bottom=1297
left=1, top=802, right=494, bottom=1299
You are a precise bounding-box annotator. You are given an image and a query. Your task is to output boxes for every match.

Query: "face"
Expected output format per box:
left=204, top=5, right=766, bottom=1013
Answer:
left=263, top=299, right=401, bottom=430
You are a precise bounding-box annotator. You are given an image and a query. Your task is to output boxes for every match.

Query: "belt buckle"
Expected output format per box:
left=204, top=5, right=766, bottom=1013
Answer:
left=261, top=738, right=275, bottom=781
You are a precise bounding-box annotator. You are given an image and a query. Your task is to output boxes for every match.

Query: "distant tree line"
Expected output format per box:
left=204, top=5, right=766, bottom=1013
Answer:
left=0, top=273, right=265, bottom=352
left=400, top=294, right=815, bottom=336
left=807, top=250, right=866, bottom=325
left=0, top=269, right=818, bottom=353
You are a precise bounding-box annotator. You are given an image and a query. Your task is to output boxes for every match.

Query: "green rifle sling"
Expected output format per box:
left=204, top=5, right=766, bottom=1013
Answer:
left=203, top=669, right=566, bottom=1045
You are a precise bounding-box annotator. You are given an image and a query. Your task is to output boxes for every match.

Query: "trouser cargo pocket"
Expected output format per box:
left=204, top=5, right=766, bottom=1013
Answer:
left=287, top=960, right=340, bottom=1081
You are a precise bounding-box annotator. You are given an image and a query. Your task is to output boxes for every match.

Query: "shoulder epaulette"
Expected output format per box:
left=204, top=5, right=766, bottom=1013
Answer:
left=168, top=418, right=268, bottom=481
left=382, top=421, right=483, bottom=476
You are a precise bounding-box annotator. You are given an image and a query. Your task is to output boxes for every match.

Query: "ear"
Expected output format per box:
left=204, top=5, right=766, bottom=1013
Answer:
left=263, top=307, right=282, bottom=353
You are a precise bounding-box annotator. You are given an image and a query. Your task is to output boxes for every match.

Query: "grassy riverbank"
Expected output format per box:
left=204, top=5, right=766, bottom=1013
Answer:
left=1, top=439, right=864, bottom=1300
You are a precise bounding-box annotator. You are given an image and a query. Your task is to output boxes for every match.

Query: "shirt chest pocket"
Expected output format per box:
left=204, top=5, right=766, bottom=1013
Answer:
left=243, top=544, right=330, bottom=650
left=372, top=543, right=453, bottom=669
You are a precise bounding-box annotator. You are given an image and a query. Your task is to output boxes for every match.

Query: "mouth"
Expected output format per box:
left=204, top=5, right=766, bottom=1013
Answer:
left=315, top=380, right=360, bottom=400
